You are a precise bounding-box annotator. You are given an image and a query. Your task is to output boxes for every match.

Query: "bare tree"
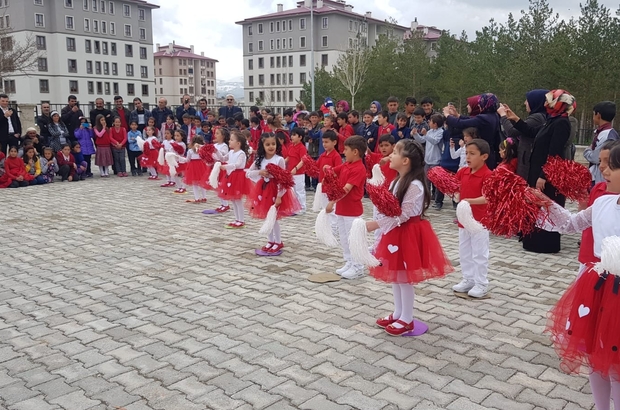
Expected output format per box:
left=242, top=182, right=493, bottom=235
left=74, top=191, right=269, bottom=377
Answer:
left=0, top=13, right=41, bottom=93
left=333, top=42, right=370, bottom=110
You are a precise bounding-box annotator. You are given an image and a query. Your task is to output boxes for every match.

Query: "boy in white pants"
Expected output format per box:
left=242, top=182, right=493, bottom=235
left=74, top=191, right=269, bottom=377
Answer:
left=289, top=127, right=307, bottom=214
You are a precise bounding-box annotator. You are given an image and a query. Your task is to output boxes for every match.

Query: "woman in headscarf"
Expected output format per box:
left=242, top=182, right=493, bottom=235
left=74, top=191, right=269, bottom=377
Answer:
left=498, top=89, right=549, bottom=180
left=48, top=111, right=71, bottom=153
left=444, top=93, right=501, bottom=169
left=504, top=89, right=575, bottom=253
left=336, top=100, right=350, bottom=114
left=370, top=100, right=382, bottom=124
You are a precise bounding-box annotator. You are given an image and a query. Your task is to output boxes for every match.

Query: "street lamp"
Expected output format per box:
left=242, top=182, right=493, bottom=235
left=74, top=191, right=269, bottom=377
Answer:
left=309, top=0, right=315, bottom=111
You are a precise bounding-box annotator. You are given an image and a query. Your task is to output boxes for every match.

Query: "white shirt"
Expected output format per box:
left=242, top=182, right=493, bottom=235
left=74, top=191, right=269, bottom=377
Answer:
left=2, top=107, right=14, bottom=134
left=221, top=150, right=247, bottom=175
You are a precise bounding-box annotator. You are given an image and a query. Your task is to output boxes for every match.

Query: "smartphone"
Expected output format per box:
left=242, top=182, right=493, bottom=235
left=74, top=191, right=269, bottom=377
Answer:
left=185, top=99, right=190, bottom=104
left=448, top=102, right=455, bottom=107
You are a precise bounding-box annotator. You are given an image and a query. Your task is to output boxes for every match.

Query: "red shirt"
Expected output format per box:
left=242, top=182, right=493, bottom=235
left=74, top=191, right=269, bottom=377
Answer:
left=375, top=124, right=396, bottom=152
left=287, top=142, right=308, bottom=174
left=317, top=149, right=341, bottom=182
left=94, top=128, right=111, bottom=147
left=498, top=158, right=518, bottom=173
left=456, top=164, right=493, bottom=228
left=280, top=143, right=289, bottom=160
left=117, top=109, right=128, bottom=130
left=334, top=159, right=366, bottom=217
left=579, top=182, right=613, bottom=264
left=109, top=127, right=127, bottom=147
left=249, top=127, right=262, bottom=150
left=337, top=124, right=354, bottom=154
left=368, top=152, right=398, bottom=186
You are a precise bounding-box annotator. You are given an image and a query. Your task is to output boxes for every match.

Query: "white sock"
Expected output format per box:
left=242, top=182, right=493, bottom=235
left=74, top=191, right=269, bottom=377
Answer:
left=233, top=200, right=244, bottom=222
left=167, top=175, right=173, bottom=182
left=590, top=371, right=611, bottom=410
left=391, top=284, right=402, bottom=320
left=192, top=185, right=202, bottom=200
left=99, top=166, right=105, bottom=175
left=272, top=221, right=282, bottom=244
left=175, top=175, right=185, bottom=188
left=221, top=199, right=229, bottom=207
left=391, top=284, right=414, bottom=328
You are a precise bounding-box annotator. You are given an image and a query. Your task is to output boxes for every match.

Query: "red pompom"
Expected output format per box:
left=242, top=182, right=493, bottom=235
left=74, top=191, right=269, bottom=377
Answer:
left=427, top=167, right=459, bottom=197
left=366, top=183, right=402, bottom=217
left=542, top=156, right=591, bottom=201
left=302, top=154, right=320, bottom=178
left=365, top=153, right=381, bottom=179
left=481, top=167, right=550, bottom=237
left=198, top=144, right=215, bottom=164
left=266, top=163, right=295, bottom=189
left=322, top=167, right=346, bottom=201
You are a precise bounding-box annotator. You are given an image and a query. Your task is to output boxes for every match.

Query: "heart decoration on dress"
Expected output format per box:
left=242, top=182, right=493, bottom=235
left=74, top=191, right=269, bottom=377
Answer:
left=565, top=319, right=570, bottom=330
left=227, top=183, right=232, bottom=187
left=578, top=304, right=590, bottom=318
left=258, top=195, right=262, bottom=201
left=388, top=244, right=399, bottom=254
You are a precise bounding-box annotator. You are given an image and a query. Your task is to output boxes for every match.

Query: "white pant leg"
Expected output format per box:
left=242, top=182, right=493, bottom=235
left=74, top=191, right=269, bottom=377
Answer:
left=319, top=187, right=336, bottom=227
left=459, top=228, right=475, bottom=283
left=471, top=229, right=490, bottom=286
left=337, top=215, right=361, bottom=268
left=294, top=174, right=306, bottom=212
left=372, top=206, right=380, bottom=243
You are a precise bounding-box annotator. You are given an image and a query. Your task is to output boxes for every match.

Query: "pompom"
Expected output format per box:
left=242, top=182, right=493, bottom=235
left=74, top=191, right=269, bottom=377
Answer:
left=136, top=136, right=145, bottom=151
left=348, top=218, right=381, bottom=267
left=367, top=164, right=385, bottom=187
left=481, top=167, right=550, bottom=237
left=259, top=205, right=278, bottom=236
left=365, top=153, right=381, bottom=179
left=456, top=201, right=485, bottom=233
left=427, top=167, right=459, bottom=197
left=157, top=147, right=165, bottom=166
left=165, top=152, right=179, bottom=177
left=542, top=156, right=591, bottom=201
left=171, top=142, right=185, bottom=156
left=266, top=163, right=295, bottom=189
left=312, top=183, right=324, bottom=212
left=199, top=143, right=216, bottom=165
left=315, top=209, right=339, bottom=247
left=594, top=236, right=620, bottom=275
left=322, top=167, right=346, bottom=201
left=302, top=154, right=319, bottom=179
left=366, top=183, right=402, bottom=217
left=209, top=162, right=222, bottom=189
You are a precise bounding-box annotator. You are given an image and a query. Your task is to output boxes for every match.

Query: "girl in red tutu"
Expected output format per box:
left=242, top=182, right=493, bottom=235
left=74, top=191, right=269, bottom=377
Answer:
left=212, top=128, right=231, bottom=213
left=141, top=126, right=161, bottom=180
left=183, top=135, right=210, bottom=203
left=213, top=130, right=252, bottom=228
left=171, top=130, right=188, bottom=193
left=365, top=139, right=454, bottom=336
left=158, top=128, right=176, bottom=187
left=246, top=132, right=301, bottom=254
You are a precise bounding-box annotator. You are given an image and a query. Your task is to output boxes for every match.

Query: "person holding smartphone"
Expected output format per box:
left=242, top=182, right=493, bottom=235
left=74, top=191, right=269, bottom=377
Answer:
left=0, top=93, right=22, bottom=155
left=176, top=93, right=197, bottom=122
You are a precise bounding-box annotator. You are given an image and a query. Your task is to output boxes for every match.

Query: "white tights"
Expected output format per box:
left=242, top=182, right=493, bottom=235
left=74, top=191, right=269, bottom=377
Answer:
left=192, top=185, right=206, bottom=200
left=175, top=175, right=185, bottom=188
left=268, top=221, right=282, bottom=244
left=231, top=199, right=244, bottom=222
left=589, top=371, right=620, bottom=410
left=390, top=284, right=415, bottom=329
left=147, top=166, right=157, bottom=176
left=98, top=166, right=109, bottom=176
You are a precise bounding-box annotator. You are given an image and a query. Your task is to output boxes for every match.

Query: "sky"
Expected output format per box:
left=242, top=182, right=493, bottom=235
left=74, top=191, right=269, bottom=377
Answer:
left=149, top=0, right=618, bottom=81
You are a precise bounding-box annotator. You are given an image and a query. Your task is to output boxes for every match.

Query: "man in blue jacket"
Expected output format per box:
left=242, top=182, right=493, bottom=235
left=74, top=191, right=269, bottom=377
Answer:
left=176, top=94, right=197, bottom=123
left=218, top=95, right=243, bottom=119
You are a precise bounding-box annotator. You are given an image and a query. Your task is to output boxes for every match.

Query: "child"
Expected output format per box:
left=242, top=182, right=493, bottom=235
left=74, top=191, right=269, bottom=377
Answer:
left=391, top=113, right=411, bottom=143
left=215, top=130, right=251, bottom=227
left=74, top=117, right=95, bottom=177
left=284, top=109, right=297, bottom=132
left=94, top=114, right=113, bottom=177
left=193, top=116, right=202, bottom=133
left=110, top=117, right=128, bottom=177
left=366, top=139, right=453, bottom=335
left=127, top=121, right=143, bottom=176
left=410, top=107, right=429, bottom=139
left=498, top=137, right=518, bottom=173
left=40, top=147, right=58, bottom=183
left=143, top=126, right=161, bottom=179
left=375, top=111, right=395, bottom=152
left=276, top=131, right=289, bottom=160
left=421, top=97, right=436, bottom=122
left=5, top=146, right=32, bottom=187
left=414, top=114, right=445, bottom=208
left=171, top=130, right=188, bottom=193
left=239, top=119, right=250, bottom=132
left=361, top=110, right=379, bottom=152
left=336, top=113, right=354, bottom=154
left=368, top=134, right=398, bottom=243
left=22, top=146, right=46, bottom=185
left=209, top=127, right=231, bottom=211
left=452, top=139, right=493, bottom=297
left=583, top=101, right=619, bottom=184
left=183, top=135, right=210, bottom=203
left=158, top=114, right=177, bottom=142
left=0, top=152, right=11, bottom=188
left=316, top=130, right=342, bottom=213
left=181, top=114, right=197, bottom=141
left=306, top=112, right=323, bottom=191
left=71, top=142, right=88, bottom=180
left=326, top=135, right=368, bottom=280
left=288, top=127, right=308, bottom=214
left=144, top=116, right=159, bottom=140
left=56, top=144, right=79, bottom=182
left=198, top=121, right=213, bottom=144
left=450, top=127, right=477, bottom=169
left=159, top=128, right=177, bottom=187
left=217, top=116, right=226, bottom=128
left=246, top=132, right=300, bottom=254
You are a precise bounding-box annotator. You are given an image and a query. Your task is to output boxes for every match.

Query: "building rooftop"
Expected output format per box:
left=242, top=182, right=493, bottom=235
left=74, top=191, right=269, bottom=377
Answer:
left=154, top=43, right=219, bottom=62
left=125, top=0, right=160, bottom=9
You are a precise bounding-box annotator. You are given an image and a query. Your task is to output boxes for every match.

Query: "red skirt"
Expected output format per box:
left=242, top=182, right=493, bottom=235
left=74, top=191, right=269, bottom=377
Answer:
left=245, top=179, right=301, bottom=219
left=157, top=162, right=170, bottom=176
left=218, top=169, right=252, bottom=200
left=183, top=159, right=210, bottom=189
left=370, top=217, right=454, bottom=284
left=588, top=273, right=620, bottom=376
left=546, top=268, right=610, bottom=375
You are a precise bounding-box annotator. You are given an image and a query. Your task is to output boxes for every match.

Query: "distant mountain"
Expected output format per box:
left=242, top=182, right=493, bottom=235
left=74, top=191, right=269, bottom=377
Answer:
left=217, top=78, right=244, bottom=100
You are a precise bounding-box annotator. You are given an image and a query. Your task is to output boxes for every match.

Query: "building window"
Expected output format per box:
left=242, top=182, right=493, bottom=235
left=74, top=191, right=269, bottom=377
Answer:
left=102, top=41, right=108, bottom=54
left=101, top=21, right=107, bottom=34
left=249, top=76, right=254, bottom=87
left=123, top=4, right=130, bottom=17
left=249, top=91, right=254, bottom=102
left=104, top=82, right=110, bottom=95
left=139, top=28, right=146, bottom=40
left=269, top=21, right=274, bottom=33
left=125, top=44, right=132, bottom=57
left=126, top=64, right=134, bottom=76
left=37, top=57, right=47, bottom=72
left=124, top=24, right=131, bottom=37
left=289, top=90, right=293, bottom=102
left=110, top=22, right=115, bottom=35
left=248, top=59, right=253, bottom=70
left=69, top=80, right=79, bottom=93
left=270, top=74, right=274, bottom=85
left=3, top=80, right=15, bottom=94
left=322, top=17, right=328, bottom=29
left=282, top=20, right=286, bottom=32
left=36, top=35, right=46, bottom=50
left=258, top=40, right=263, bottom=51
left=86, top=60, right=92, bottom=73
left=248, top=42, right=253, bottom=53
left=139, top=8, right=145, bottom=21
left=87, top=81, right=94, bottom=94
left=0, top=36, right=11, bottom=52
left=142, top=84, right=148, bottom=96
left=270, top=39, right=274, bottom=50
left=83, top=0, right=88, bottom=9
left=300, top=72, right=306, bottom=84
left=84, top=18, right=90, bottom=31
left=96, top=81, right=102, bottom=94
left=277, top=91, right=281, bottom=102
left=84, top=39, right=91, bottom=53
left=100, top=0, right=105, bottom=12
left=277, top=74, right=281, bottom=85
left=140, top=66, right=148, bottom=78
left=300, top=37, right=306, bottom=48
left=248, top=25, right=252, bottom=35
left=283, top=56, right=287, bottom=67
left=258, top=74, right=264, bottom=86
left=288, top=19, right=292, bottom=31
left=276, top=56, right=281, bottom=68
left=111, top=62, right=117, bottom=75
left=288, top=55, right=293, bottom=67
left=276, top=21, right=280, bottom=32
left=276, top=39, right=280, bottom=49
left=289, top=73, right=293, bottom=85
left=258, top=57, right=264, bottom=69
left=431, top=42, right=437, bottom=51
left=94, top=40, right=100, bottom=53
left=300, top=55, right=306, bottom=66
left=109, top=1, right=114, bottom=14
left=95, top=61, right=101, bottom=74
left=140, top=47, right=147, bottom=59
left=321, top=54, right=328, bottom=67
left=111, top=42, right=116, bottom=55
left=65, top=0, right=73, bottom=8
left=282, top=38, right=286, bottom=50
left=92, top=0, right=97, bottom=11
left=259, top=91, right=264, bottom=101
left=38, top=79, right=49, bottom=93
left=93, top=19, right=98, bottom=32
left=270, top=91, right=275, bottom=102
left=300, top=18, right=305, bottom=30
left=289, top=38, right=293, bottom=49
left=65, top=16, right=74, bottom=30
left=113, top=82, right=119, bottom=94
left=258, top=23, right=263, bottom=34
left=127, top=83, right=135, bottom=95
left=66, top=37, right=76, bottom=51
left=322, top=36, right=328, bottom=47
left=269, top=56, right=274, bottom=68
left=34, top=13, right=45, bottom=27
left=103, top=61, right=109, bottom=75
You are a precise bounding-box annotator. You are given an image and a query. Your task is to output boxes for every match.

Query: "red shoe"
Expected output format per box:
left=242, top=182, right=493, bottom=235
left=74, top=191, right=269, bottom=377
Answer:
left=174, top=188, right=187, bottom=194
left=376, top=314, right=397, bottom=328
left=261, top=242, right=275, bottom=252
left=268, top=243, right=284, bottom=253
left=160, top=181, right=174, bottom=187
left=216, top=205, right=230, bottom=213
left=199, top=198, right=207, bottom=203
left=152, top=176, right=160, bottom=180
left=385, top=320, right=414, bottom=336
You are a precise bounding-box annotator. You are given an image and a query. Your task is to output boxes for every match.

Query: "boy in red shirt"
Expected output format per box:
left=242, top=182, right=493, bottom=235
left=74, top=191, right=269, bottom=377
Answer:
left=375, top=111, right=395, bottom=153
left=288, top=127, right=308, bottom=214
left=326, top=135, right=368, bottom=280
left=315, top=130, right=341, bottom=218
left=453, top=139, right=493, bottom=298
left=336, top=112, right=354, bottom=154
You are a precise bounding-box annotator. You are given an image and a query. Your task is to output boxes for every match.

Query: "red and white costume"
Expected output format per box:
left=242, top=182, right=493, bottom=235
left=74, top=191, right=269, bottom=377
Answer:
left=216, top=150, right=252, bottom=200
left=183, top=149, right=210, bottom=190
left=245, top=155, right=300, bottom=219
left=140, top=136, right=162, bottom=168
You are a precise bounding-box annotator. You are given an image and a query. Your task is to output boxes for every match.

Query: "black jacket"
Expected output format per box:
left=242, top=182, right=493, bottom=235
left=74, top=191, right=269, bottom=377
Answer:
left=0, top=106, right=22, bottom=141
left=90, top=108, right=113, bottom=127
left=60, top=105, right=84, bottom=138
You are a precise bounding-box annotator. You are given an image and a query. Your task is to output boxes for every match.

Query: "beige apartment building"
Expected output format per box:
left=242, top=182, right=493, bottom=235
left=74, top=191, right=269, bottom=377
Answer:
left=153, top=43, right=218, bottom=105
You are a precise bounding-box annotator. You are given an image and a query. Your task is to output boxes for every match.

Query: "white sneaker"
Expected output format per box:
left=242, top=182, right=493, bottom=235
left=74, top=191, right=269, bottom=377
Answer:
left=341, top=265, right=364, bottom=280
left=452, top=279, right=475, bottom=293
left=468, top=284, right=488, bottom=298
left=336, top=262, right=352, bottom=275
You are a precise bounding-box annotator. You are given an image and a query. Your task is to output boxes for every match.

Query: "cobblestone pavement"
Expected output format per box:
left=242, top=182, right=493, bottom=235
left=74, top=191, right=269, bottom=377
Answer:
left=0, top=174, right=595, bottom=410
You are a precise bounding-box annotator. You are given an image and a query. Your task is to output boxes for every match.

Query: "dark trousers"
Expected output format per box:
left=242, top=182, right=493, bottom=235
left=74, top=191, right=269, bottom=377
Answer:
left=84, top=154, right=92, bottom=174
left=112, top=148, right=126, bottom=173
left=29, top=175, right=46, bottom=185
left=0, top=136, right=20, bottom=155
left=58, top=164, right=77, bottom=181
left=9, top=180, right=28, bottom=188
left=128, top=150, right=142, bottom=172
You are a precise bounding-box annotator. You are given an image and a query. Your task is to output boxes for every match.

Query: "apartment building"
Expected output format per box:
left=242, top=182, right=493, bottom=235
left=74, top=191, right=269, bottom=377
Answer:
left=236, top=0, right=413, bottom=107
left=153, top=43, right=218, bottom=106
left=0, top=0, right=157, bottom=105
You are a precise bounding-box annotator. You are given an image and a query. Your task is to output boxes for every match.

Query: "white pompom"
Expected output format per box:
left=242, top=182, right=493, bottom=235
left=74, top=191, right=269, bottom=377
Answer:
left=165, top=152, right=178, bottom=177
left=315, top=209, right=339, bottom=247
left=456, top=201, right=485, bottom=233
left=595, top=236, right=620, bottom=275
left=312, top=183, right=324, bottom=212
left=348, top=218, right=381, bottom=267
left=367, top=164, right=385, bottom=187
left=136, top=136, right=145, bottom=151
left=209, top=161, right=221, bottom=189
left=259, top=205, right=278, bottom=236
left=157, top=147, right=165, bottom=166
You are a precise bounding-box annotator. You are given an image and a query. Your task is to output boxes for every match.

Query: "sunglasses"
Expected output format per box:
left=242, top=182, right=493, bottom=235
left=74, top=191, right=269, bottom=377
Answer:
left=226, top=99, right=233, bottom=101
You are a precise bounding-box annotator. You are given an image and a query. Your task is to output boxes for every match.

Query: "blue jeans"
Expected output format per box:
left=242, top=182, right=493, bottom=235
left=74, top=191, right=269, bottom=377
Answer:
left=29, top=175, right=47, bottom=185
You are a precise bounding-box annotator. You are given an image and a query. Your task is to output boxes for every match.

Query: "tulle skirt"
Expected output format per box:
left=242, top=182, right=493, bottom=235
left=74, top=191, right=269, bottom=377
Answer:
left=370, top=217, right=454, bottom=284
left=183, top=160, right=210, bottom=189
left=245, top=179, right=301, bottom=219
left=218, top=169, right=253, bottom=200
left=139, top=149, right=159, bottom=168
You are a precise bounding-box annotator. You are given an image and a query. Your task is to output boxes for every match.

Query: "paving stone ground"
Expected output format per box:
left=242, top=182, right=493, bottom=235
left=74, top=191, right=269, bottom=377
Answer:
left=0, top=173, right=597, bottom=409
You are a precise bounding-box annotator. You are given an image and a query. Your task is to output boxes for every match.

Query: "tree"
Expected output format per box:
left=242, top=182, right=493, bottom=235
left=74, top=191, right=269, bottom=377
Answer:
left=333, top=42, right=370, bottom=110
left=300, top=67, right=346, bottom=110
left=0, top=14, right=41, bottom=93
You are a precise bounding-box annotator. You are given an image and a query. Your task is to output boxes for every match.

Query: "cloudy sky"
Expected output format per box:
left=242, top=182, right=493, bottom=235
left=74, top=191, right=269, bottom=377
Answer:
left=149, top=0, right=618, bottom=81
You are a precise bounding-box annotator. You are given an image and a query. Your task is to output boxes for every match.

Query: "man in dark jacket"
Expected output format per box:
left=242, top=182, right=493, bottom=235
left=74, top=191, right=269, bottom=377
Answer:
left=152, top=97, right=173, bottom=127
left=129, top=98, right=152, bottom=133
left=89, top=98, right=113, bottom=127
left=176, top=94, right=197, bottom=122
left=60, top=95, right=84, bottom=139
left=36, top=102, right=53, bottom=147
left=218, top=94, right=243, bottom=119
left=0, top=93, right=21, bottom=154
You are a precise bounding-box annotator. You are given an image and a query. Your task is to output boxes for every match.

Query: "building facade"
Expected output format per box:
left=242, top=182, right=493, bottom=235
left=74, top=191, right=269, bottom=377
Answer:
left=153, top=43, right=218, bottom=106
left=0, top=0, right=157, bottom=105
left=236, top=0, right=415, bottom=107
